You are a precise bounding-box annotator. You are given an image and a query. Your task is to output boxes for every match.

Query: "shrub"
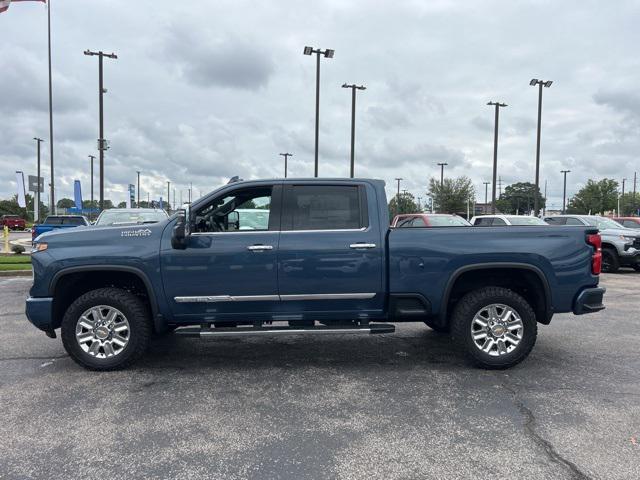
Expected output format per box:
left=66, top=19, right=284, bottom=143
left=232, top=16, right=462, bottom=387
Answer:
left=11, top=244, right=25, bottom=255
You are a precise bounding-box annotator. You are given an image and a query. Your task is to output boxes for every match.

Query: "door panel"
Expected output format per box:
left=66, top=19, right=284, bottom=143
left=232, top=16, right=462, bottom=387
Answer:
left=160, top=183, right=282, bottom=322
left=277, top=183, right=384, bottom=318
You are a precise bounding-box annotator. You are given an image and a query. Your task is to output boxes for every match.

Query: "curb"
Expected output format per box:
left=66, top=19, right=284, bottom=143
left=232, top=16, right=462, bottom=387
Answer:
left=0, top=271, right=32, bottom=277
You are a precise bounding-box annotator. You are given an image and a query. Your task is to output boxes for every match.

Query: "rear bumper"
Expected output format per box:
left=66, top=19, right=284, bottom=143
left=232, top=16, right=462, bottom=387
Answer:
left=573, top=287, right=606, bottom=315
left=25, top=297, right=54, bottom=331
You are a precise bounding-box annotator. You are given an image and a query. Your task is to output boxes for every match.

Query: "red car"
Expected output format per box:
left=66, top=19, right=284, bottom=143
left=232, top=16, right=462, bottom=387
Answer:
left=1, top=215, right=26, bottom=231
left=391, top=213, right=471, bottom=227
left=613, top=217, right=640, bottom=229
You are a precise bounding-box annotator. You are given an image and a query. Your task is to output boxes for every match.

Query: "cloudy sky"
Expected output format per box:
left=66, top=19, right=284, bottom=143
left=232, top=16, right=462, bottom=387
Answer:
left=1, top=0, right=639, bottom=209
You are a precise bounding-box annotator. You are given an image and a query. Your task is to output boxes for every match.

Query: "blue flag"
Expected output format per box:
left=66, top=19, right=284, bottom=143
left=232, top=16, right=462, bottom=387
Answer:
left=74, top=180, right=83, bottom=209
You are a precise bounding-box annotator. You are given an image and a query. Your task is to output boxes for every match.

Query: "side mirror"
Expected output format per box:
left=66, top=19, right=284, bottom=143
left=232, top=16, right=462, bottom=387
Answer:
left=171, top=208, right=189, bottom=249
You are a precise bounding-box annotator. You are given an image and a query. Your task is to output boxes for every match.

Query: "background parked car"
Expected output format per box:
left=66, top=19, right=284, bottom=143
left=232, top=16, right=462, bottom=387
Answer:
left=32, top=215, right=90, bottom=240
left=613, top=217, right=640, bottom=229
left=391, top=213, right=470, bottom=227
left=94, top=208, right=169, bottom=227
left=544, top=215, right=640, bottom=272
left=1, top=214, right=26, bottom=231
left=470, top=215, right=548, bottom=226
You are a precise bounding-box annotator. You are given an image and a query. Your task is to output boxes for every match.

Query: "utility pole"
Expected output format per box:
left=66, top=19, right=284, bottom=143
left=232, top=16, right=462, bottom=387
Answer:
left=530, top=79, right=553, bottom=216
left=342, top=83, right=366, bottom=177
left=417, top=196, right=422, bottom=212
left=621, top=178, right=627, bottom=215
left=634, top=172, right=637, bottom=215
left=561, top=170, right=571, bottom=214
left=498, top=176, right=503, bottom=197
left=483, top=181, right=490, bottom=206
left=88, top=155, right=95, bottom=214
left=84, top=49, right=117, bottom=211
left=487, top=101, right=508, bottom=214
left=173, top=188, right=176, bottom=210
left=33, top=138, right=44, bottom=223
left=303, top=46, right=335, bottom=177
left=437, top=162, right=448, bottom=187
left=279, top=153, right=292, bottom=178
left=167, top=181, right=171, bottom=212
left=136, top=171, right=140, bottom=208
left=543, top=180, right=547, bottom=216
left=395, top=178, right=402, bottom=215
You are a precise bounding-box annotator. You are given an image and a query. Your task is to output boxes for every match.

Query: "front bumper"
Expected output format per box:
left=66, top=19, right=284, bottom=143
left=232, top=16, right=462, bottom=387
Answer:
left=620, top=247, right=640, bottom=265
left=25, top=297, right=54, bottom=331
left=573, top=287, right=606, bottom=315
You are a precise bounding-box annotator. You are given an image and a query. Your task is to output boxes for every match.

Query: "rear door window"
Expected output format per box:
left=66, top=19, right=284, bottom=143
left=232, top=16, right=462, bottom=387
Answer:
left=474, top=218, right=494, bottom=226
left=492, top=218, right=507, bottom=225
left=285, top=185, right=366, bottom=231
left=411, top=217, right=427, bottom=227
left=565, top=217, right=584, bottom=226
left=545, top=217, right=566, bottom=225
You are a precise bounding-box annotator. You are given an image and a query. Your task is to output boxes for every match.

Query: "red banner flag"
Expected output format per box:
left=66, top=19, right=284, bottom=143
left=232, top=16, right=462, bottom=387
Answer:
left=0, top=0, right=46, bottom=14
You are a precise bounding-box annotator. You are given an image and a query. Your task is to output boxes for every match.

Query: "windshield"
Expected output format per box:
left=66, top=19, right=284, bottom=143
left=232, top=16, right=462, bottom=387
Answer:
left=428, top=216, right=471, bottom=226
left=96, top=210, right=168, bottom=226
left=584, top=217, right=624, bottom=230
left=506, top=216, right=547, bottom=225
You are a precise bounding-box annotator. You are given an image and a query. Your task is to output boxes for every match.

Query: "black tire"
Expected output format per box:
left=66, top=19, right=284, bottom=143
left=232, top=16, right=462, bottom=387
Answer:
left=450, top=287, right=537, bottom=369
left=602, top=248, right=620, bottom=273
left=423, top=318, right=450, bottom=333
left=61, top=287, right=151, bottom=371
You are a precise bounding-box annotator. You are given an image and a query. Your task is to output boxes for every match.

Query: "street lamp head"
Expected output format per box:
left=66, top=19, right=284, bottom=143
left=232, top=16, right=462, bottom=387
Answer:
left=303, top=46, right=313, bottom=55
left=356, top=85, right=366, bottom=90
left=324, top=49, right=335, bottom=58
left=83, top=49, right=95, bottom=56
left=342, top=83, right=349, bottom=88
left=530, top=78, right=539, bottom=86
left=544, top=80, right=553, bottom=88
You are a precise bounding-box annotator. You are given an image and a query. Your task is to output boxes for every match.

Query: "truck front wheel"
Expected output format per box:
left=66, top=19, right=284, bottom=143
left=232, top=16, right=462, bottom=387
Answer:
left=450, top=287, right=537, bottom=369
left=60, top=288, right=151, bottom=371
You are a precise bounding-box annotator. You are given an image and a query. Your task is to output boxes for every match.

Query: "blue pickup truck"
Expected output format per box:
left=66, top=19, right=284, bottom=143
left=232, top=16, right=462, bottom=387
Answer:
left=32, top=215, right=90, bottom=241
left=26, top=178, right=605, bottom=371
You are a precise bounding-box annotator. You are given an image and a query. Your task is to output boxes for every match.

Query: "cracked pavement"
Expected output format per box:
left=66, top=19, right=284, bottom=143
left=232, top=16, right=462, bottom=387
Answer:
left=1, top=274, right=638, bottom=479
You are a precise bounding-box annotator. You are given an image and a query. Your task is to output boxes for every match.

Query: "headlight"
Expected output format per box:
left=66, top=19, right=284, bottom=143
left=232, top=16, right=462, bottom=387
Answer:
left=619, top=235, right=637, bottom=242
left=31, top=242, right=47, bottom=253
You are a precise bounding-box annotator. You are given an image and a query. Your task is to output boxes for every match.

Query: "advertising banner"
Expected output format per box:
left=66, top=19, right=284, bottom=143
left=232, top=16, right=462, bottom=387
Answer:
left=74, top=180, right=83, bottom=210
left=15, top=171, right=26, bottom=207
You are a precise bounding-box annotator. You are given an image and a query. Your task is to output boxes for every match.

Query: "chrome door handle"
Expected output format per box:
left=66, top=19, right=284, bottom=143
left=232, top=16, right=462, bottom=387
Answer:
left=349, top=243, right=376, bottom=249
left=247, top=245, right=273, bottom=251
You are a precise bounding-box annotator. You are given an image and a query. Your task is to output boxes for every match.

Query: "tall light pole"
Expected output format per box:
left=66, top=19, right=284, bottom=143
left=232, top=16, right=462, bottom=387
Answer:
left=634, top=172, right=637, bottom=215
left=395, top=177, right=402, bottom=215
left=437, top=162, right=448, bottom=187
left=561, top=170, right=571, bottom=214
left=621, top=178, right=627, bottom=215
left=487, top=101, right=508, bottom=214
left=303, top=46, right=334, bottom=177
left=88, top=155, right=95, bottom=217
left=84, top=49, right=117, bottom=211
left=279, top=153, right=292, bottom=178
left=530, top=79, right=553, bottom=216
left=136, top=171, right=140, bottom=208
left=342, top=83, right=366, bottom=177
left=167, top=181, right=171, bottom=212
left=33, top=137, right=44, bottom=223
left=483, top=181, right=490, bottom=206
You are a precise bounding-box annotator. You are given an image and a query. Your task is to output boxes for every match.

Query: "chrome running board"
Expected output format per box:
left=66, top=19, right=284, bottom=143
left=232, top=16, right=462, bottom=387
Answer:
left=174, top=323, right=395, bottom=337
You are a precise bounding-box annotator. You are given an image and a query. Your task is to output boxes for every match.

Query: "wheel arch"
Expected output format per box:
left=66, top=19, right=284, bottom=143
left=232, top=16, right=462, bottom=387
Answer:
left=49, top=265, right=161, bottom=332
left=440, top=263, right=552, bottom=326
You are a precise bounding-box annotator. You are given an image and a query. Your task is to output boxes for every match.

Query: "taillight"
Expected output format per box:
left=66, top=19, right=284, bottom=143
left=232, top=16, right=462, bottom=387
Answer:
left=587, top=233, right=602, bottom=275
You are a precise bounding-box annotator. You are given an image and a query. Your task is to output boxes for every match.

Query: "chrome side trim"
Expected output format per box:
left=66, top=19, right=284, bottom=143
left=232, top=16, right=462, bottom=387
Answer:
left=174, top=293, right=376, bottom=303
left=349, top=243, right=376, bottom=249
left=174, top=295, right=280, bottom=303
left=280, top=293, right=376, bottom=301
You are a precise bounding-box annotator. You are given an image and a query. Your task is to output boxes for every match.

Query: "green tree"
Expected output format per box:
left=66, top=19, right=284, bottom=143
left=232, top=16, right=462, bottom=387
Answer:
left=0, top=194, right=48, bottom=222
left=619, top=192, right=640, bottom=216
left=117, top=202, right=127, bottom=208
left=57, top=198, right=75, bottom=209
left=566, top=178, right=618, bottom=214
left=388, top=192, right=419, bottom=218
left=428, top=176, right=475, bottom=214
left=496, top=182, right=545, bottom=215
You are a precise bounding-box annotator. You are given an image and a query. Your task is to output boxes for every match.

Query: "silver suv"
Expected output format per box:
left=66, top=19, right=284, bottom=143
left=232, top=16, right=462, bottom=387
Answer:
left=544, top=215, right=640, bottom=273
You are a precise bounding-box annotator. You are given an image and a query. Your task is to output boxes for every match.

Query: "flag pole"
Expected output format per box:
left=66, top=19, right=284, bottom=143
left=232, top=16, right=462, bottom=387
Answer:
left=47, top=0, right=54, bottom=214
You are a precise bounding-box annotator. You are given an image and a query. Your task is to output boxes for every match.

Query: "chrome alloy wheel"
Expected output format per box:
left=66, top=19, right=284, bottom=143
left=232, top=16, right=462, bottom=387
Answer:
left=470, top=303, right=524, bottom=357
left=75, top=306, right=131, bottom=358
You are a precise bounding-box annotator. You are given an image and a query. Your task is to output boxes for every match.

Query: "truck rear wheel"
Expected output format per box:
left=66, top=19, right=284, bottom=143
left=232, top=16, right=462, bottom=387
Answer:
left=450, top=287, right=537, bottom=369
left=60, top=287, right=151, bottom=371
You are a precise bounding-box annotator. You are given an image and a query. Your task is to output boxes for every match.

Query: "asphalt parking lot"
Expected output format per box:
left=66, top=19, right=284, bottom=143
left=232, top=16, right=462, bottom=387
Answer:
left=1, top=274, right=638, bottom=480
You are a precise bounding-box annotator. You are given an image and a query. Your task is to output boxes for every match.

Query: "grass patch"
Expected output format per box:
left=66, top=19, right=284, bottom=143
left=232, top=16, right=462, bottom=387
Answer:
left=0, top=263, right=31, bottom=271
left=0, top=255, right=32, bottom=264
